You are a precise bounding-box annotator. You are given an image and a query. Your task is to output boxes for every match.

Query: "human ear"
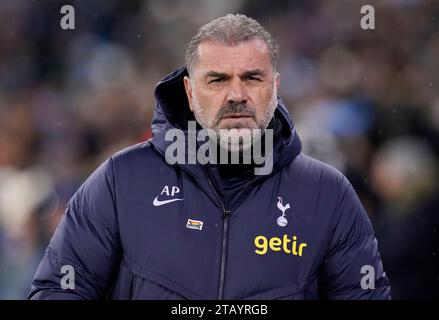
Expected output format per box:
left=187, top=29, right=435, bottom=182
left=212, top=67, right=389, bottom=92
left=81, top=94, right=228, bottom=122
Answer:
left=183, top=76, right=194, bottom=112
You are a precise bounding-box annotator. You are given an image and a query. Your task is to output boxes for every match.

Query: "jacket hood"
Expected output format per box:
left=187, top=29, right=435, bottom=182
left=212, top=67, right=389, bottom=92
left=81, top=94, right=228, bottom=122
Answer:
left=150, top=66, right=302, bottom=177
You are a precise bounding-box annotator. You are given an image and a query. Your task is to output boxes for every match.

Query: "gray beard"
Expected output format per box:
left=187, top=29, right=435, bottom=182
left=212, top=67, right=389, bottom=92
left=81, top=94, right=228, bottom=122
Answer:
left=190, top=92, right=278, bottom=153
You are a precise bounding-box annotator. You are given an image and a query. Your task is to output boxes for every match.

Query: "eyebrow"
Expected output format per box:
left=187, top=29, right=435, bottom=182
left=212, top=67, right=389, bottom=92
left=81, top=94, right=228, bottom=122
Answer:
left=205, top=71, right=230, bottom=79
left=205, top=69, right=266, bottom=80
left=241, top=69, right=265, bottom=78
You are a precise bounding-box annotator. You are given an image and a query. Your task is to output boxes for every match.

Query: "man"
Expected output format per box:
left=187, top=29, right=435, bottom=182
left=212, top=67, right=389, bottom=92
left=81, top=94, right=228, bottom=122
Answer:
left=29, top=14, right=391, bottom=299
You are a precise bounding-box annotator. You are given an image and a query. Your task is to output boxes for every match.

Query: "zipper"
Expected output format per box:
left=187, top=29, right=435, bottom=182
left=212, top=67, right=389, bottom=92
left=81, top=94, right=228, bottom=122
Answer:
left=206, top=175, right=230, bottom=300
left=207, top=171, right=264, bottom=300
left=218, top=209, right=230, bottom=300
left=128, top=272, right=136, bottom=300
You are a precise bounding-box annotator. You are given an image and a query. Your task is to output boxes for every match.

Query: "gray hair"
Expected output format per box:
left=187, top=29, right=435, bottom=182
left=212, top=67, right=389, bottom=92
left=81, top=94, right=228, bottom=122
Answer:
left=185, top=14, right=279, bottom=76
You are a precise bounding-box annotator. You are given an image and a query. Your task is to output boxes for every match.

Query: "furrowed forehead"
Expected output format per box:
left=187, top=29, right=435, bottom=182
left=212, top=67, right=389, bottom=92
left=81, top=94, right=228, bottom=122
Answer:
left=193, top=39, right=272, bottom=75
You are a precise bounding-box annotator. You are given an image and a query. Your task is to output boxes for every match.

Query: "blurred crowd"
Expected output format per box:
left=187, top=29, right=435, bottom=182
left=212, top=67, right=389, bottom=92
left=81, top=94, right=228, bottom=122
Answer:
left=0, top=0, right=438, bottom=299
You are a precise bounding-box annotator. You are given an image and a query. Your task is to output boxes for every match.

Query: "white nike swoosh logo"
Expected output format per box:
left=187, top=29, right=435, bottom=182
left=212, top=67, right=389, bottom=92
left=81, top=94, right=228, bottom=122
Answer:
left=153, top=196, right=184, bottom=206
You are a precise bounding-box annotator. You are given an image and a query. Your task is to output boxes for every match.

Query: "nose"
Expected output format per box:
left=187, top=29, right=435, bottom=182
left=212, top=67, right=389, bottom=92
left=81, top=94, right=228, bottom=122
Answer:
left=226, top=77, right=248, bottom=104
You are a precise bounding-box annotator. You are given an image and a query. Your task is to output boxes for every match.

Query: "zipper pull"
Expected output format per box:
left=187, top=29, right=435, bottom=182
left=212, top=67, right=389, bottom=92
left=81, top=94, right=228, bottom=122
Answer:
left=223, top=210, right=231, bottom=217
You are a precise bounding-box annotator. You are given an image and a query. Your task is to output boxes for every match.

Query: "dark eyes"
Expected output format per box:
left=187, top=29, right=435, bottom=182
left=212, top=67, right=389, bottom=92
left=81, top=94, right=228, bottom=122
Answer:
left=209, top=78, right=225, bottom=83
left=246, top=76, right=261, bottom=81
left=208, top=76, right=261, bottom=84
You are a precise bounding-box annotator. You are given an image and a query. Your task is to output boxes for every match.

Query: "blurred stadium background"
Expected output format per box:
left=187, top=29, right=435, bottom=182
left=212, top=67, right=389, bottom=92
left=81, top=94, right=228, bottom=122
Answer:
left=0, top=0, right=438, bottom=299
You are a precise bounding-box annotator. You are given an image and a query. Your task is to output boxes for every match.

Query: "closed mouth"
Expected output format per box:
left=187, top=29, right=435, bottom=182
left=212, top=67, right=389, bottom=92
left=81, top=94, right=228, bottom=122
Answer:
left=221, top=113, right=253, bottom=119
